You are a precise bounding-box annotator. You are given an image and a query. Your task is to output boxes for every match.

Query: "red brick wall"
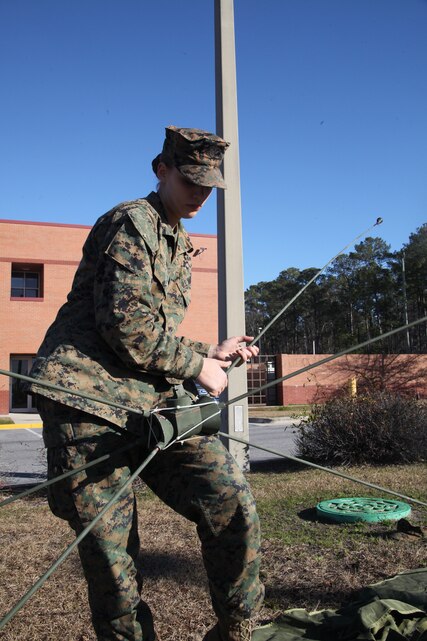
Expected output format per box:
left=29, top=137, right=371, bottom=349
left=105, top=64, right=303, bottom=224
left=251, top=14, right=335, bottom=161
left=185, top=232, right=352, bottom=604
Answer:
left=178, top=235, right=218, bottom=344
left=0, top=220, right=218, bottom=414
left=276, top=353, right=427, bottom=405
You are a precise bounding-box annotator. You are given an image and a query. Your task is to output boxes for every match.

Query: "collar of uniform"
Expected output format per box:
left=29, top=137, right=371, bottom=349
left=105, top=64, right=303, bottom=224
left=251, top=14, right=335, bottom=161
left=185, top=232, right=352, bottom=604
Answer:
left=145, top=191, right=193, bottom=256
left=145, top=191, right=170, bottom=227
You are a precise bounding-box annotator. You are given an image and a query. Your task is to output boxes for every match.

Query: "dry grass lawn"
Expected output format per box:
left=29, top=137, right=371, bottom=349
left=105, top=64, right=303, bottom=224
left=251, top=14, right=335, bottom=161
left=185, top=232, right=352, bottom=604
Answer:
left=0, top=462, right=426, bottom=641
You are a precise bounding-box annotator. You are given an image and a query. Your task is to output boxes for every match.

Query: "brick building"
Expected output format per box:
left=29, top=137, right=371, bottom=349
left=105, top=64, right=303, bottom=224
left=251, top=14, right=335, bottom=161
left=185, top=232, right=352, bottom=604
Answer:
left=247, top=353, right=427, bottom=406
left=275, top=353, right=427, bottom=404
left=0, top=219, right=218, bottom=414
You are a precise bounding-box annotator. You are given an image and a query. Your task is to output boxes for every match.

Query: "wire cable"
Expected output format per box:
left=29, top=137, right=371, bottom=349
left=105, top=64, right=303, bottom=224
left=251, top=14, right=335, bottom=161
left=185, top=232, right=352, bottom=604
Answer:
left=0, top=443, right=163, bottom=631
left=227, top=316, right=427, bottom=405
left=0, top=433, right=148, bottom=508
left=227, top=217, right=383, bottom=373
left=220, top=432, right=427, bottom=508
left=1, top=317, right=425, bottom=505
left=0, top=368, right=147, bottom=417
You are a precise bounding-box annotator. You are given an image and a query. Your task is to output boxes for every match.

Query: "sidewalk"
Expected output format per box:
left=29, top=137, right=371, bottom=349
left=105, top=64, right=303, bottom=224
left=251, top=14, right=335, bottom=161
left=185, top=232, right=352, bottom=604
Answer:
left=0, top=413, right=42, bottom=431
left=7, top=413, right=42, bottom=424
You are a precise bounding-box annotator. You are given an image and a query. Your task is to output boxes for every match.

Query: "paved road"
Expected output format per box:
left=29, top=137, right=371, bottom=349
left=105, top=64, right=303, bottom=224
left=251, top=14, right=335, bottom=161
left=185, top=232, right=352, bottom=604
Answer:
left=248, top=418, right=300, bottom=463
left=0, top=415, right=301, bottom=487
left=0, top=414, right=45, bottom=487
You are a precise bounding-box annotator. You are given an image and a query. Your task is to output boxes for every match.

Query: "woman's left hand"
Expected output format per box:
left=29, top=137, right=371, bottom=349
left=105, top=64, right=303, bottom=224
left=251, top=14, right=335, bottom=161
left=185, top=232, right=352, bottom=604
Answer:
left=208, top=335, right=259, bottom=365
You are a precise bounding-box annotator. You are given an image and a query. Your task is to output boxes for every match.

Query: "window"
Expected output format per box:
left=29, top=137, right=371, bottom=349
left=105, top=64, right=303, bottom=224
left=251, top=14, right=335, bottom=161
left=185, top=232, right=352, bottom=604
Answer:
left=11, top=263, right=43, bottom=298
left=10, top=356, right=37, bottom=411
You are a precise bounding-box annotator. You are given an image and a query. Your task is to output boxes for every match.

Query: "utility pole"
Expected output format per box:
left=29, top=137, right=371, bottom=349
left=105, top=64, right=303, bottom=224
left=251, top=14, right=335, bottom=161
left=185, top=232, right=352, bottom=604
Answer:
left=401, top=251, right=411, bottom=352
left=214, top=0, right=250, bottom=470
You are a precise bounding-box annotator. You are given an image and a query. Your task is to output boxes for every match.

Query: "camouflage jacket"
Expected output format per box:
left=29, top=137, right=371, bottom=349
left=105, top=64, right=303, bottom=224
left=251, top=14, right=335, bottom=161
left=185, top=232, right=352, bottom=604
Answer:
left=28, top=192, right=211, bottom=427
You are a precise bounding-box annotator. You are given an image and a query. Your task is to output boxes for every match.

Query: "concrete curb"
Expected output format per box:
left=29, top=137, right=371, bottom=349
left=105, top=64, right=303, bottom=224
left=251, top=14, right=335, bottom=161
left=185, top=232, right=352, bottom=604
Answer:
left=249, top=417, right=286, bottom=424
left=249, top=416, right=305, bottom=424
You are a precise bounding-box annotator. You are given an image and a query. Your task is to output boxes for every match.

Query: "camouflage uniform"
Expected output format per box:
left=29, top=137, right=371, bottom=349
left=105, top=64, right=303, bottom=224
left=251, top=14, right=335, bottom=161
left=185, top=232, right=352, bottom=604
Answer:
left=29, top=190, right=210, bottom=429
left=29, top=127, right=264, bottom=640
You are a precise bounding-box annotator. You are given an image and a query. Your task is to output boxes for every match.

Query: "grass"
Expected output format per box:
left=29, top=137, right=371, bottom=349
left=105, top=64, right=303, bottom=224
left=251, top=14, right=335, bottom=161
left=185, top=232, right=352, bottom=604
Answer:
left=0, top=464, right=425, bottom=641
left=0, top=417, right=14, bottom=424
left=249, top=405, right=311, bottom=418
left=251, top=462, right=427, bottom=616
left=251, top=463, right=426, bottom=542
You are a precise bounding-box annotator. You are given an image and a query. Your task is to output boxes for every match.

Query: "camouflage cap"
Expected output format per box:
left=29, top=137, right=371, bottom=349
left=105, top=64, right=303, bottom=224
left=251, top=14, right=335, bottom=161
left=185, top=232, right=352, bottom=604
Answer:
left=161, top=125, right=230, bottom=189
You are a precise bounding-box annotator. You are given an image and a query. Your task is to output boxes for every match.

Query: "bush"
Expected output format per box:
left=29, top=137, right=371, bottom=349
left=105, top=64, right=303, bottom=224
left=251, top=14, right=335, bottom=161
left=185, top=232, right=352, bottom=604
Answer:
left=295, top=393, right=427, bottom=466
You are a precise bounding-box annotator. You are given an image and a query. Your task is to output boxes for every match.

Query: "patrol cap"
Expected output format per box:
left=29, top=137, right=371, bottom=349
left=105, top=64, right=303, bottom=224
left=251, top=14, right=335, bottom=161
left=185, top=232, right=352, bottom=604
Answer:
left=159, top=125, right=230, bottom=189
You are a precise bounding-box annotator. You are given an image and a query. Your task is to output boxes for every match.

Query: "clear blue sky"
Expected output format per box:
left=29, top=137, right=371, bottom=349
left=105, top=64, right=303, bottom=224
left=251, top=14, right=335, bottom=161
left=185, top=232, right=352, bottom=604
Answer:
left=1, top=0, right=426, bottom=288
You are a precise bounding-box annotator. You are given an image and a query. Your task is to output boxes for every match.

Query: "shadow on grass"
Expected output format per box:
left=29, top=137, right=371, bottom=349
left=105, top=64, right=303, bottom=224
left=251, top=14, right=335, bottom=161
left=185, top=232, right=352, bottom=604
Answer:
left=250, top=459, right=307, bottom=474
left=297, top=507, right=319, bottom=522
left=264, top=582, right=351, bottom=612
left=296, top=509, right=413, bottom=545
left=136, top=549, right=207, bottom=585
left=0, top=470, right=46, bottom=480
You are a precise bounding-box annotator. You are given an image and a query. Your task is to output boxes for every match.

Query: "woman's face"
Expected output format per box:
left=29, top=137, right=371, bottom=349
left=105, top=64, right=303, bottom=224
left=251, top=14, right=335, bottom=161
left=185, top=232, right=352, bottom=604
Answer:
left=157, top=164, right=213, bottom=227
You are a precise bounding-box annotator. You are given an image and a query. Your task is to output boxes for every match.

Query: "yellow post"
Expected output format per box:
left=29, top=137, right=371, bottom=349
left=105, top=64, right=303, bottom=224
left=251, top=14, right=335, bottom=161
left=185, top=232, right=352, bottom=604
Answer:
left=348, top=376, right=357, bottom=397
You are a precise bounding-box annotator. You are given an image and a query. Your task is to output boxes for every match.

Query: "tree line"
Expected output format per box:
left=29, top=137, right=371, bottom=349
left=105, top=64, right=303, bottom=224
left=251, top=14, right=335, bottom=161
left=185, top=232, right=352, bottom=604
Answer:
left=245, top=223, right=427, bottom=355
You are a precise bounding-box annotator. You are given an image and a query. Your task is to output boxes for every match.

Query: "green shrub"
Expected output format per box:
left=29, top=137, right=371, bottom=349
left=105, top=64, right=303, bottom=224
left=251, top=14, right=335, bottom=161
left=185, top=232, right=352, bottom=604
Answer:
left=295, top=393, right=427, bottom=466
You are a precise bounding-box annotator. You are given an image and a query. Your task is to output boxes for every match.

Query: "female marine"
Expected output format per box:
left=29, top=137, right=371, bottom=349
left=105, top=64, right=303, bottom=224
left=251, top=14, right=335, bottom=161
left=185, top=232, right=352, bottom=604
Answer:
left=29, top=126, right=264, bottom=641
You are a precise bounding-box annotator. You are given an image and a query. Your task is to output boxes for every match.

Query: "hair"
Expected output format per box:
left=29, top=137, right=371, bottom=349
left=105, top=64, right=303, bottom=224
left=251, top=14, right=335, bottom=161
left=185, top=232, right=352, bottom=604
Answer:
left=151, top=152, right=174, bottom=177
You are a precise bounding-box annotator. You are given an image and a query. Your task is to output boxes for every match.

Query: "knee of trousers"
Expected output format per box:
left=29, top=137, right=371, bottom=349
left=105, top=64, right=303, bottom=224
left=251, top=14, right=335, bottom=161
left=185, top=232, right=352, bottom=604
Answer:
left=196, top=484, right=262, bottom=577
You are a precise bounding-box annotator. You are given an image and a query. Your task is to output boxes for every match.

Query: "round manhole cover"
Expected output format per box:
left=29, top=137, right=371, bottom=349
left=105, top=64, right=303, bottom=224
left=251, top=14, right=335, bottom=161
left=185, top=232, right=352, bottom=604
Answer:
left=316, top=497, right=411, bottom=523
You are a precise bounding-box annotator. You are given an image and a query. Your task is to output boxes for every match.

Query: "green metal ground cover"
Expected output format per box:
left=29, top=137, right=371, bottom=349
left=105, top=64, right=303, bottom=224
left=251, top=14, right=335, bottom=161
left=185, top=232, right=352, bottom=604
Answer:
left=316, top=497, right=411, bottom=523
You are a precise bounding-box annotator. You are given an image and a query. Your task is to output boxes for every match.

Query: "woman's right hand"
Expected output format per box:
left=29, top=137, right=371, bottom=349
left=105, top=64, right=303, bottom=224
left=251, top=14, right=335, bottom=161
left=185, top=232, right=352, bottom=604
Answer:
left=195, top=358, right=229, bottom=397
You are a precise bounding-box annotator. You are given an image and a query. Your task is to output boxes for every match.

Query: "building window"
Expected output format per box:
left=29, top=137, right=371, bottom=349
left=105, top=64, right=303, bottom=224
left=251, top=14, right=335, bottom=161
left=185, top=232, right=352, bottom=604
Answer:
left=11, top=263, right=43, bottom=298
left=10, top=356, right=37, bottom=411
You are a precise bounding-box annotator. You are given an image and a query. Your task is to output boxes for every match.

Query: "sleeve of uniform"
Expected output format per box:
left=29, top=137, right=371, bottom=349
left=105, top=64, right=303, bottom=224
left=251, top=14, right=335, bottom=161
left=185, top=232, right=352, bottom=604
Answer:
left=179, top=336, right=212, bottom=356
left=93, top=215, right=204, bottom=380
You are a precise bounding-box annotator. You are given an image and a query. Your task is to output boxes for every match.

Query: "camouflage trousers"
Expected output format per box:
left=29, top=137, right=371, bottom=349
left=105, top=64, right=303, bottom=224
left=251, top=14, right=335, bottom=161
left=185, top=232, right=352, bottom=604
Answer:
left=38, top=399, right=264, bottom=641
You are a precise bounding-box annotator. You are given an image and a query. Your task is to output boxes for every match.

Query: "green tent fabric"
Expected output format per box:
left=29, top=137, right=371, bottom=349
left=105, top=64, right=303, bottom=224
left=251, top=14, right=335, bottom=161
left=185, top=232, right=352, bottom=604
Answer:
left=253, top=568, right=427, bottom=641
